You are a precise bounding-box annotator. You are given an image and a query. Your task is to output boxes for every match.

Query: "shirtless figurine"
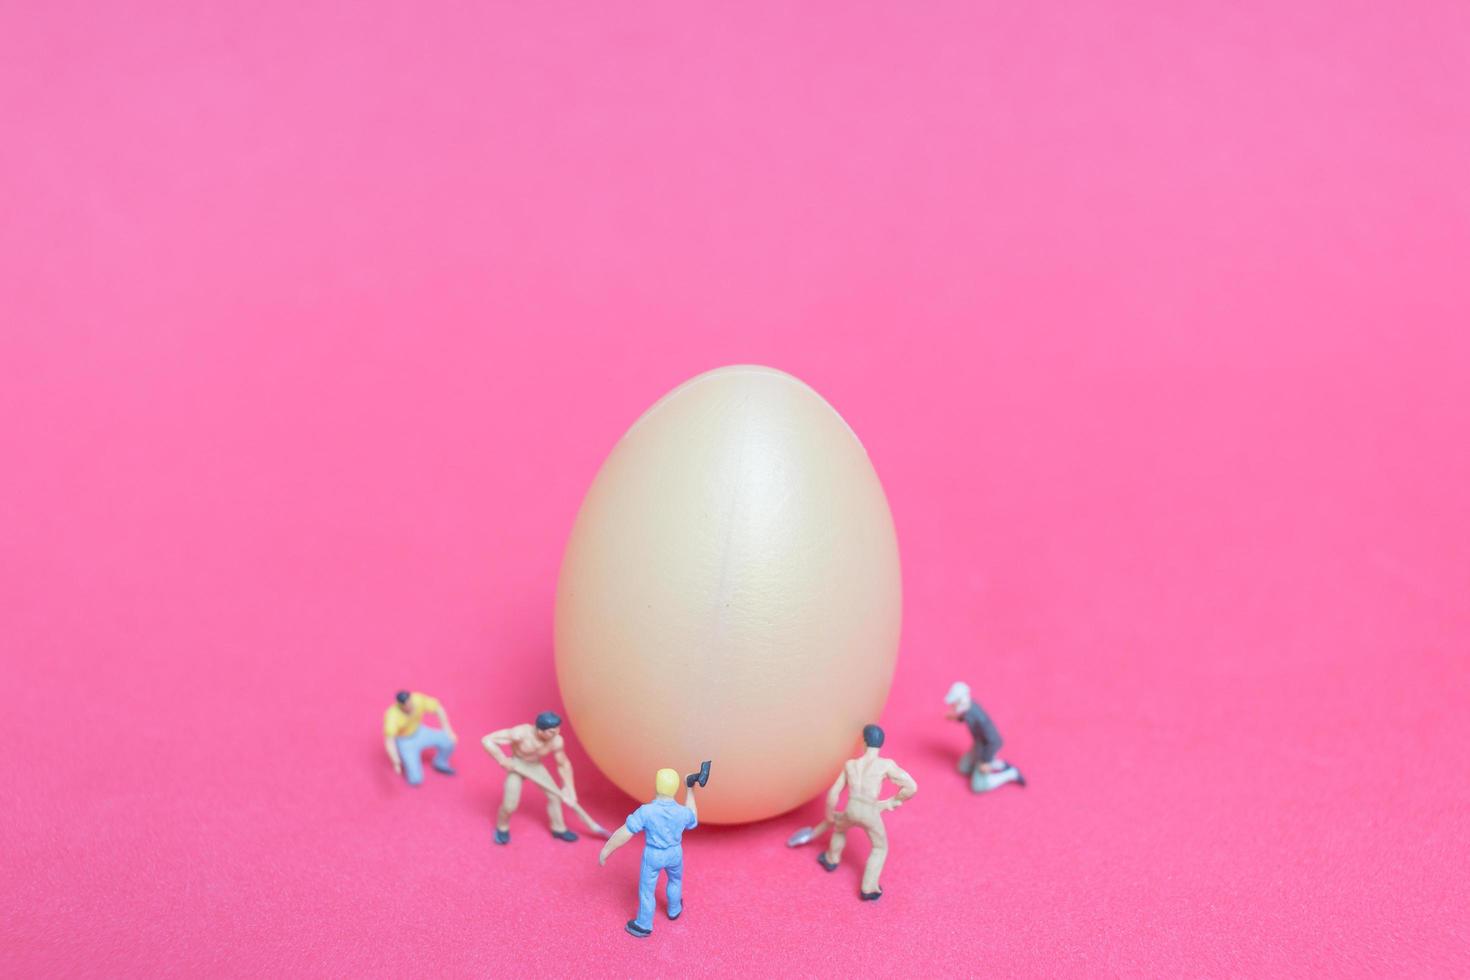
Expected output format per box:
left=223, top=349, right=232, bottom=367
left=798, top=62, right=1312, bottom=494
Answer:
left=814, top=724, right=917, bottom=901
left=481, top=712, right=580, bottom=845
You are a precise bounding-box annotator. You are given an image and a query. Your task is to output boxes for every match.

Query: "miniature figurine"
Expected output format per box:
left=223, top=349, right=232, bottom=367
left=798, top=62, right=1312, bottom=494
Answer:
left=383, top=690, right=458, bottom=786
left=598, top=762, right=709, bottom=938
left=944, top=681, right=1026, bottom=792
left=790, top=724, right=915, bottom=901
left=481, top=712, right=600, bottom=844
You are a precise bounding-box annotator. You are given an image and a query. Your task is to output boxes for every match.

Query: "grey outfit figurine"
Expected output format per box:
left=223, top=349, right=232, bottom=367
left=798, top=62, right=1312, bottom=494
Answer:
left=944, top=682, right=1026, bottom=793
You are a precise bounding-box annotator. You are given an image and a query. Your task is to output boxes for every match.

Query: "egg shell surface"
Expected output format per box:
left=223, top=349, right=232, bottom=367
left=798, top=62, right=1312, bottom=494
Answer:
left=554, top=365, right=901, bottom=823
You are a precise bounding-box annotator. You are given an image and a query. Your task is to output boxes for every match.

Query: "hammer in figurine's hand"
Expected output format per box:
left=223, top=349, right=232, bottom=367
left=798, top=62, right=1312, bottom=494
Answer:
left=686, top=761, right=711, bottom=788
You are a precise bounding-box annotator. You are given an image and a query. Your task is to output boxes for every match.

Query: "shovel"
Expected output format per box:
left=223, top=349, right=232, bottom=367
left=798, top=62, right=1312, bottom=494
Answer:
left=508, top=760, right=613, bottom=839
left=785, top=818, right=832, bottom=847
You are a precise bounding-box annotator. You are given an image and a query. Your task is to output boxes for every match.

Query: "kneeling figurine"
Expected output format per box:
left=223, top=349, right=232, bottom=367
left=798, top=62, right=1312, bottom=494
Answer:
left=383, top=690, right=457, bottom=786
left=944, top=681, right=1026, bottom=792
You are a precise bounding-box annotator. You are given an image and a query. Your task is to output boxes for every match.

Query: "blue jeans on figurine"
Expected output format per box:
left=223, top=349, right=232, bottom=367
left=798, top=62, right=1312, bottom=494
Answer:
left=396, top=726, right=456, bottom=786
left=635, top=845, right=683, bottom=931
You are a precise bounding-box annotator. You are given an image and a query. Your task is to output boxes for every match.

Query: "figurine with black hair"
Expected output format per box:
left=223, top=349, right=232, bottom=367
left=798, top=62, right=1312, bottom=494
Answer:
left=598, top=762, right=710, bottom=938
left=787, top=724, right=916, bottom=901
left=482, top=712, right=603, bottom=844
left=944, top=682, right=1026, bottom=793
left=383, top=690, right=458, bottom=786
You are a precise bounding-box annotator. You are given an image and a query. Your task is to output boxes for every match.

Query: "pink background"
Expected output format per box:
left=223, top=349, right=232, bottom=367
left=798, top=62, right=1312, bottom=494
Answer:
left=3, top=2, right=1468, bottom=976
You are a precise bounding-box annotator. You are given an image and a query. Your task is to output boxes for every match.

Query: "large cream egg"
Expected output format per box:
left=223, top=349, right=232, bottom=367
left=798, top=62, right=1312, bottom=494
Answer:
left=554, top=366, right=901, bottom=823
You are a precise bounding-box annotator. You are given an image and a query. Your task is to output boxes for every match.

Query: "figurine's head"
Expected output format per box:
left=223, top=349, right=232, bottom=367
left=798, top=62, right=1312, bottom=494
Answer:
left=535, top=711, right=562, bottom=741
left=395, top=690, right=411, bottom=708
left=944, top=681, right=972, bottom=718
left=654, top=768, right=680, bottom=797
left=862, top=724, right=885, bottom=749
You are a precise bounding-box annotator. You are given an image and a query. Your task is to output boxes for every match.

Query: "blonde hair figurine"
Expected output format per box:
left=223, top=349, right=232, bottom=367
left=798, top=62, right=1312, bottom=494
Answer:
left=598, top=761, right=710, bottom=938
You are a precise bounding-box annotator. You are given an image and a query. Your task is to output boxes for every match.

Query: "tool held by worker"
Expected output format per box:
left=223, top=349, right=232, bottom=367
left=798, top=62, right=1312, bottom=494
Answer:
left=785, top=818, right=831, bottom=847
left=511, top=759, right=613, bottom=838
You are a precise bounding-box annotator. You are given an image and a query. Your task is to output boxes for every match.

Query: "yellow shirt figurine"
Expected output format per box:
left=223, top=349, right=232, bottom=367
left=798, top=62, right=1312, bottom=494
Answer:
left=383, top=691, right=457, bottom=786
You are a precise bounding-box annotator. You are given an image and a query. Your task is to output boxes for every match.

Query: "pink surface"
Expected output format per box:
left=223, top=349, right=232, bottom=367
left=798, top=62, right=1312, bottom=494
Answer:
left=3, top=2, right=1468, bottom=975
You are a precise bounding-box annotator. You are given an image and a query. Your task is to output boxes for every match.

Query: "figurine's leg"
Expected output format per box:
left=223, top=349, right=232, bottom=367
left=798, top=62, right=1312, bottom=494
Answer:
left=634, top=858, right=660, bottom=932
left=540, top=772, right=569, bottom=834
left=992, top=763, right=1022, bottom=788
left=823, top=822, right=848, bottom=866
left=427, top=727, right=455, bottom=774
left=957, top=746, right=977, bottom=775
left=397, top=733, right=425, bottom=786
left=860, top=818, right=889, bottom=896
left=969, top=744, right=1001, bottom=791
left=497, top=771, right=523, bottom=831
left=665, top=858, right=683, bottom=919
left=972, top=762, right=1023, bottom=792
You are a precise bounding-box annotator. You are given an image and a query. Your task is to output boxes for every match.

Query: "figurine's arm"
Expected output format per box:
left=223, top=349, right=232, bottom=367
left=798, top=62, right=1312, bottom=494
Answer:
left=684, top=784, right=698, bottom=827
left=824, top=770, right=847, bottom=820
left=882, top=764, right=918, bottom=810
left=480, top=730, right=516, bottom=769
left=384, top=735, right=402, bottom=774
left=430, top=698, right=457, bottom=743
left=553, top=744, right=577, bottom=805
left=598, top=826, right=634, bottom=866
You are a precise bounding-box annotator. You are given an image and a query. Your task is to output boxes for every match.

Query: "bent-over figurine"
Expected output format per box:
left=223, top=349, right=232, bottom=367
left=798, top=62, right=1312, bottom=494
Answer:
left=482, top=712, right=581, bottom=844
left=383, top=690, right=457, bottom=786
left=945, top=681, right=1026, bottom=792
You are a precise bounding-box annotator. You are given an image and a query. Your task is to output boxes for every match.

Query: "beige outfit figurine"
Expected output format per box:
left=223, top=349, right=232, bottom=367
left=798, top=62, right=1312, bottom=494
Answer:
left=809, top=724, right=917, bottom=901
left=482, top=711, right=602, bottom=844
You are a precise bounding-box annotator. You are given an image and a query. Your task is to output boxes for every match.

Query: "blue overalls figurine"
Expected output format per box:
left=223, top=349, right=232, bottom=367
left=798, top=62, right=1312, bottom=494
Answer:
left=598, top=763, right=708, bottom=937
